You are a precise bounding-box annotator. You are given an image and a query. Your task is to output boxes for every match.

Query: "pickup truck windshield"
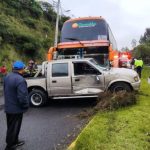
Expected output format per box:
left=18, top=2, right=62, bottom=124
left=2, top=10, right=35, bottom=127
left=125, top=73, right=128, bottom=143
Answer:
left=61, top=19, right=108, bottom=42
left=89, top=59, right=107, bottom=70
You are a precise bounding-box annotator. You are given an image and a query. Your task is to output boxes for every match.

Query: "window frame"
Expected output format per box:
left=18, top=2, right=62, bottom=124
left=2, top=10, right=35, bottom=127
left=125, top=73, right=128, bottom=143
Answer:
left=73, top=61, right=100, bottom=76
left=52, top=63, right=69, bottom=77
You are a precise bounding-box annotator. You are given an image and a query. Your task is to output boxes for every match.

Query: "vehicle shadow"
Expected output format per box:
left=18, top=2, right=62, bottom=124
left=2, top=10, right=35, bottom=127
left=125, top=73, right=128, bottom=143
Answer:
left=46, top=98, right=97, bottom=108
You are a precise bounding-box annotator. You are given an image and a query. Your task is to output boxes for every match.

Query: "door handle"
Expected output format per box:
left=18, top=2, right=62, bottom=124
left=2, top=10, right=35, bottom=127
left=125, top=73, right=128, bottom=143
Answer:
left=52, top=80, right=57, bottom=83
left=75, top=78, right=80, bottom=82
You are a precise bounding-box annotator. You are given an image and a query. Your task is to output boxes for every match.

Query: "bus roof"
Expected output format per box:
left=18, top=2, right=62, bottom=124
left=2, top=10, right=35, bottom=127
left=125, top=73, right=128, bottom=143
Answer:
left=65, top=16, right=105, bottom=23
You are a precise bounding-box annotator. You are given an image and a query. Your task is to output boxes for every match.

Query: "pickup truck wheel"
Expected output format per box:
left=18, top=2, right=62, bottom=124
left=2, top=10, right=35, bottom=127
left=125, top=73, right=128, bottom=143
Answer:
left=110, top=82, right=132, bottom=93
left=29, top=89, right=48, bottom=107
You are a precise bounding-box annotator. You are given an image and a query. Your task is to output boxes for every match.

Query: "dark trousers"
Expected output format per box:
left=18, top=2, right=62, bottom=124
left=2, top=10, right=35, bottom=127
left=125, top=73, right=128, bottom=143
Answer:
left=6, top=113, right=23, bottom=148
left=135, top=66, right=142, bottom=78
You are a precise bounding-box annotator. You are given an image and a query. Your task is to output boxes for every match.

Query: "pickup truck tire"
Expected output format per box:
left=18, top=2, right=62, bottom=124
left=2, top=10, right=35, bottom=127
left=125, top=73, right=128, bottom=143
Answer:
left=29, top=89, right=48, bottom=107
left=110, top=82, right=132, bottom=93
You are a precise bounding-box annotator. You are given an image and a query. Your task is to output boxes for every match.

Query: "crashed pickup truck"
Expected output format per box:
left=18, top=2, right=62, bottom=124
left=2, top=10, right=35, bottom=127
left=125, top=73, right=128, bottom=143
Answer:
left=26, top=58, right=140, bottom=107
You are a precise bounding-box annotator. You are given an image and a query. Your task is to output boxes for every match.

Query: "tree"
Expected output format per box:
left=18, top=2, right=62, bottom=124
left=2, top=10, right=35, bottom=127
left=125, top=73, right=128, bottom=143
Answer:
left=39, top=1, right=56, bottom=22
left=132, top=28, right=150, bottom=64
left=131, top=39, right=137, bottom=48
left=139, top=28, right=150, bottom=44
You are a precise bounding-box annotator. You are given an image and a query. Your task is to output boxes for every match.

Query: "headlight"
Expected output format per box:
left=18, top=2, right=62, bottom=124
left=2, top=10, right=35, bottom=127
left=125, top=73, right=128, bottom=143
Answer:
left=134, top=76, right=139, bottom=82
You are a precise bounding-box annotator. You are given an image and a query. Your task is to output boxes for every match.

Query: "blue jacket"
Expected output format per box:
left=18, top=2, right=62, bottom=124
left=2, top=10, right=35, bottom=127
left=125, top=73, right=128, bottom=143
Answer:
left=4, top=72, right=29, bottom=113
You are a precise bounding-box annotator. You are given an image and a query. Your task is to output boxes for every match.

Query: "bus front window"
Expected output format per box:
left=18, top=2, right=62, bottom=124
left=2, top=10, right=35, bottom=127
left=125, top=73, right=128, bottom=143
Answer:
left=61, top=19, right=108, bottom=42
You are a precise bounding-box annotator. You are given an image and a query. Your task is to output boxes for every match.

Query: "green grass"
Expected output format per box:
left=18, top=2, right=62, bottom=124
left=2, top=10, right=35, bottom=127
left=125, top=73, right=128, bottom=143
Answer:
left=69, top=66, right=150, bottom=150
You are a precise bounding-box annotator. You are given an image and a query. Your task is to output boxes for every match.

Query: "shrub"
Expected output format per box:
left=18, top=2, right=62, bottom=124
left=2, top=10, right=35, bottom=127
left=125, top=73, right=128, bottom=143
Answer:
left=23, top=18, right=36, bottom=29
left=96, top=91, right=137, bottom=111
left=42, top=25, right=50, bottom=33
left=0, top=36, right=3, bottom=45
left=29, top=5, right=43, bottom=19
left=43, top=38, right=53, bottom=49
left=78, top=92, right=137, bottom=118
left=16, top=35, right=42, bottom=57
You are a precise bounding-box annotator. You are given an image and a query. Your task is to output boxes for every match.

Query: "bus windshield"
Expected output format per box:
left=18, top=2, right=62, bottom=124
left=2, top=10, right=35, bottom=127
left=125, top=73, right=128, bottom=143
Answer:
left=61, top=19, right=108, bottom=42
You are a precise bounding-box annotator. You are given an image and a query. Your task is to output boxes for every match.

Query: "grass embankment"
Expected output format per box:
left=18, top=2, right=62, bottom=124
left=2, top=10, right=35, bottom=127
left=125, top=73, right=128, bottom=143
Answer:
left=0, top=0, right=69, bottom=69
left=69, top=66, right=150, bottom=150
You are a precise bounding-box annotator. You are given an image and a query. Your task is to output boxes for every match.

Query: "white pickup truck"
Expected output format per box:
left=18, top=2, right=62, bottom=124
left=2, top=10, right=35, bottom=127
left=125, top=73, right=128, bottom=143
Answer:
left=26, top=58, right=140, bottom=107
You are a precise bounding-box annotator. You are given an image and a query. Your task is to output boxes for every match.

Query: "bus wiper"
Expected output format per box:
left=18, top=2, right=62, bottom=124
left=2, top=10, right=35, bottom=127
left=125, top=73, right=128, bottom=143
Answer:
left=64, top=37, right=84, bottom=46
left=64, top=37, right=78, bottom=41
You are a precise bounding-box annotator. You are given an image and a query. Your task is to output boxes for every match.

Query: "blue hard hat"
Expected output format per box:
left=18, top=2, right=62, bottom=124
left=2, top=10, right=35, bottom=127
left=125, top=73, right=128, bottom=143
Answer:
left=13, top=61, right=25, bottom=70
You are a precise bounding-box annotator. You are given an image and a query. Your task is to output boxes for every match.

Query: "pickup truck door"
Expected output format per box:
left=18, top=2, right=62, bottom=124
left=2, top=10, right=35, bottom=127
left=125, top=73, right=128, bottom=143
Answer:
left=72, top=61, right=105, bottom=94
left=50, top=62, right=71, bottom=95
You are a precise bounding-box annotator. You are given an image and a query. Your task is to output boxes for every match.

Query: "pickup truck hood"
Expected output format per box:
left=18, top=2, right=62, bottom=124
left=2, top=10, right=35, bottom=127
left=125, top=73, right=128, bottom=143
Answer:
left=103, top=68, right=139, bottom=83
left=110, top=68, right=138, bottom=76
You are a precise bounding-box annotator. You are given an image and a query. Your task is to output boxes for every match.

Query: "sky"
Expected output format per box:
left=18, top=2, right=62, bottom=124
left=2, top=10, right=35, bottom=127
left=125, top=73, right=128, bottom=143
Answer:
left=46, top=0, right=150, bottom=50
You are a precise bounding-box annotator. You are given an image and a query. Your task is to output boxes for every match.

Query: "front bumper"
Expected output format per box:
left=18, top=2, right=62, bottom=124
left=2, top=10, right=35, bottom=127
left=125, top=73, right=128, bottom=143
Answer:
left=131, top=80, right=141, bottom=91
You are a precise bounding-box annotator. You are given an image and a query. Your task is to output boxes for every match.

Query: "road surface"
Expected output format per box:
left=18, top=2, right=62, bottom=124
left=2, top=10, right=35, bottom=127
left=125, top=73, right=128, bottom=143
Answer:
left=0, top=97, right=95, bottom=150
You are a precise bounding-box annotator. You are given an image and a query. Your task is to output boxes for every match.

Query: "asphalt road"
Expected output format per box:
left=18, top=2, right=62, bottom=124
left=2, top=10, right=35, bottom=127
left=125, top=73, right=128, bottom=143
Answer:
left=0, top=97, right=95, bottom=150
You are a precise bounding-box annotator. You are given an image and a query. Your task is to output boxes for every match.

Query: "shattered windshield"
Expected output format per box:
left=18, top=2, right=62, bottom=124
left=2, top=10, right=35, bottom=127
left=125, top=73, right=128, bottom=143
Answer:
left=89, top=59, right=109, bottom=70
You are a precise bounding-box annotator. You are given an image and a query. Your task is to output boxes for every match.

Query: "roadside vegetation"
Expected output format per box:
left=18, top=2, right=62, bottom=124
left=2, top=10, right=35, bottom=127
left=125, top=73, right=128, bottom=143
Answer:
left=133, top=28, right=150, bottom=64
left=69, top=66, right=150, bottom=150
left=0, top=0, right=69, bottom=69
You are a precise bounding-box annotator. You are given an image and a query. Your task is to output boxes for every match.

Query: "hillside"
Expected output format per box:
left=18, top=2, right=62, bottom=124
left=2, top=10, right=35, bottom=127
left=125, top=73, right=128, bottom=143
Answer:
left=0, top=0, right=69, bottom=69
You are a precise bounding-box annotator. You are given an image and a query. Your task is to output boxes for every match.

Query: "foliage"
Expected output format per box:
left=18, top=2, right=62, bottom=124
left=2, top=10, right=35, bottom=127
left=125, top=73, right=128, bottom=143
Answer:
left=133, top=28, right=150, bottom=64
left=78, top=92, right=137, bottom=118
left=133, top=44, right=150, bottom=64
left=140, top=28, right=150, bottom=44
left=23, top=18, right=37, bottom=29
left=39, top=1, right=57, bottom=22
left=97, top=92, right=136, bottom=110
left=2, top=0, right=43, bottom=19
left=0, top=0, right=68, bottom=68
left=0, top=44, right=20, bottom=70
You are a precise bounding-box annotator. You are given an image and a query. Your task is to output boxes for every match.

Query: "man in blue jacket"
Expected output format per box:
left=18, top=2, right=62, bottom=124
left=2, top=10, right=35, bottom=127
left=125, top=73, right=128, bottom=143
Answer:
left=4, top=61, right=29, bottom=150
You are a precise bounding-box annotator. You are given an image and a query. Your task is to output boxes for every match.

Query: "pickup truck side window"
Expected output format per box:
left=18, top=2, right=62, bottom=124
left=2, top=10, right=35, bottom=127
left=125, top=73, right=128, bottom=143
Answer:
left=73, top=62, right=100, bottom=75
left=52, top=63, right=68, bottom=77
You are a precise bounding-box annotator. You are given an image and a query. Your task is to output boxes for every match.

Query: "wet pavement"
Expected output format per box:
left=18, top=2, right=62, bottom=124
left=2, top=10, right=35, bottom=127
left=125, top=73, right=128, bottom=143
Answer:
left=0, top=97, right=95, bottom=150
left=0, top=85, right=4, bottom=110
left=0, top=85, right=3, bottom=97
